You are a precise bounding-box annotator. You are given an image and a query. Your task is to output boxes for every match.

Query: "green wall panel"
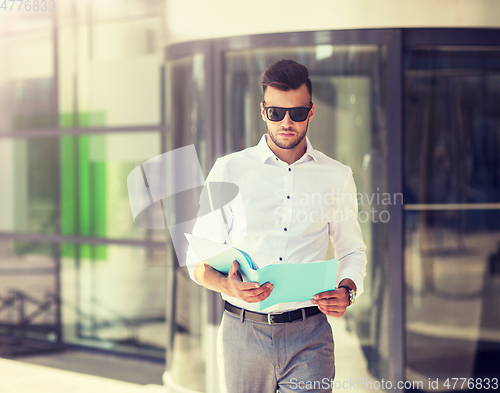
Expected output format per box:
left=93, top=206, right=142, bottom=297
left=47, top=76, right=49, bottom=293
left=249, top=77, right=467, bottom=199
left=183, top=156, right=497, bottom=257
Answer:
left=59, top=112, right=107, bottom=260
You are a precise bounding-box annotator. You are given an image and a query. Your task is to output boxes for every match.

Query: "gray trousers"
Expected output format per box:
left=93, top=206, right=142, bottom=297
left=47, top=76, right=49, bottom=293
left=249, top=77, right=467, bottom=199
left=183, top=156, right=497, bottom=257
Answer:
left=217, top=308, right=335, bottom=393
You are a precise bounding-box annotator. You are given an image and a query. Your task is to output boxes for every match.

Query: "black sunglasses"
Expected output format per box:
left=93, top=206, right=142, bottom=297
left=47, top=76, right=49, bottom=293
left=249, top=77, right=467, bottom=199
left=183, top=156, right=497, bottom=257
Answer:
left=263, top=102, right=312, bottom=122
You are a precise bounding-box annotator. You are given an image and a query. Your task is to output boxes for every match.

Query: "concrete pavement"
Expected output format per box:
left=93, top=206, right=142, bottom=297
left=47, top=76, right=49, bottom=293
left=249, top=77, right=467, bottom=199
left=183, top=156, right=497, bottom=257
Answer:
left=0, top=358, right=165, bottom=393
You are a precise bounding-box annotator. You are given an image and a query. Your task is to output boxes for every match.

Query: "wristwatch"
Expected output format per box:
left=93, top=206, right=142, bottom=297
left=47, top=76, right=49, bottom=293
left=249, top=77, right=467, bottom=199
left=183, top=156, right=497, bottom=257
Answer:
left=338, top=285, right=356, bottom=306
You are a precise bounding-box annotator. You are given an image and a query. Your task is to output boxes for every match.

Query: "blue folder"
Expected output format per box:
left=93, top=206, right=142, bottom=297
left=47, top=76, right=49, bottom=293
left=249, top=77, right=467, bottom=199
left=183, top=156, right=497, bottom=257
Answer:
left=186, top=234, right=338, bottom=311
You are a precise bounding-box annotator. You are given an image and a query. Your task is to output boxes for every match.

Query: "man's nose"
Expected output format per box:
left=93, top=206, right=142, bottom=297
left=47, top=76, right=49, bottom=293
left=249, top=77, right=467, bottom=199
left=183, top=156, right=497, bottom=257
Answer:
left=281, top=111, right=294, bottom=128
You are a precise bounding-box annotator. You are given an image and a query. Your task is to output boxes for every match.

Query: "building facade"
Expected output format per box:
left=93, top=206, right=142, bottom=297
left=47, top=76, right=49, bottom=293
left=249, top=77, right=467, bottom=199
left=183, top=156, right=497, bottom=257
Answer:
left=1, top=1, right=499, bottom=392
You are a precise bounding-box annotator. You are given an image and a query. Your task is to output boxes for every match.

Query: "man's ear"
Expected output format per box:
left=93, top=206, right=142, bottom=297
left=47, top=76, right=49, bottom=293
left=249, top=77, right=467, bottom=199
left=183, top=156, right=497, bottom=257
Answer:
left=260, top=102, right=267, bottom=122
left=308, top=102, right=316, bottom=123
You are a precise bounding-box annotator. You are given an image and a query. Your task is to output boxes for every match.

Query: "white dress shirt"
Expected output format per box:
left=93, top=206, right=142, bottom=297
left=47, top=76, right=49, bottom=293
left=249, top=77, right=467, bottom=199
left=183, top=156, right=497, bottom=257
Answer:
left=186, top=134, right=367, bottom=313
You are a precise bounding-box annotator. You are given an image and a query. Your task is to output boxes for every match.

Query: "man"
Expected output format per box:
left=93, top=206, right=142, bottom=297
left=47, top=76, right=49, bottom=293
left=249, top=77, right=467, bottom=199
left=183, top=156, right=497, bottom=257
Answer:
left=187, top=60, right=367, bottom=392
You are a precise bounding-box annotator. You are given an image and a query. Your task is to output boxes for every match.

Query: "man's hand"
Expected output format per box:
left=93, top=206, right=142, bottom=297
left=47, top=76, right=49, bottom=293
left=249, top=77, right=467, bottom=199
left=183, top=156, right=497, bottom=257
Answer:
left=223, top=260, right=273, bottom=303
left=311, top=288, right=349, bottom=317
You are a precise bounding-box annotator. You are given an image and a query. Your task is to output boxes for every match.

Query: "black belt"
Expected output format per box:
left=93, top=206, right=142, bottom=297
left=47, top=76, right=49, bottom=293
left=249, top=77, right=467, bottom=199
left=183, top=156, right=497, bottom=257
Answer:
left=224, top=301, right=321, bottom=324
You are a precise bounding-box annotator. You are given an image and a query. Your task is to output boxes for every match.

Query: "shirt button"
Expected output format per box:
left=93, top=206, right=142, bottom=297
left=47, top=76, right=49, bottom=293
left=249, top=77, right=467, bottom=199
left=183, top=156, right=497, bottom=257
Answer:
left=279, top=257, right=282, bottom=261
left=275, top=157, right=278, bottom=160
left=284, top=228, right=287, bottom=231
left=287, top=196, right=290, bottom=199
left=288, top=168, right=291, bottom=171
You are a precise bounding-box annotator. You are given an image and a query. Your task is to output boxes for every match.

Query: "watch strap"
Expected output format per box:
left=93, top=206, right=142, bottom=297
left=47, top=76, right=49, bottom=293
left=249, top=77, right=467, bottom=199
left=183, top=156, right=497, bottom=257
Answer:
left=338, top=285, right=355, bottom=306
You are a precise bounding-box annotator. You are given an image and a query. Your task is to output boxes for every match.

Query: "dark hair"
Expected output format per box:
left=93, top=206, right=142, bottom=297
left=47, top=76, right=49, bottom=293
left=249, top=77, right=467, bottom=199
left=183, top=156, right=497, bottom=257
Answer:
left=261, top=60, right=312, bottom=100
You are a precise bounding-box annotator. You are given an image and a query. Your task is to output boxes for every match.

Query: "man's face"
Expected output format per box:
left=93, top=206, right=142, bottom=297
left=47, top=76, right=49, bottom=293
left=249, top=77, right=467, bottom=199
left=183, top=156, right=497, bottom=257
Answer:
left=260, top=84, right=315, bottom=152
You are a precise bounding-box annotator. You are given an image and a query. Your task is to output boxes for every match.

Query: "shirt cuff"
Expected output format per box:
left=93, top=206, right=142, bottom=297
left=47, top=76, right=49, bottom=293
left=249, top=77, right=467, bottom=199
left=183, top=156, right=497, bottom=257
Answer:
left=335, top=252, right=367, bottom=297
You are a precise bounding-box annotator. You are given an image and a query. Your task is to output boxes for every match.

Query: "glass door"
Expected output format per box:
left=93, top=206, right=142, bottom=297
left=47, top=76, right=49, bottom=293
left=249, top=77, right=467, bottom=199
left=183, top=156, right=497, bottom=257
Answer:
left=223, top=41, right=392, bottom=387
left=404, top=46, right=500, bottom=390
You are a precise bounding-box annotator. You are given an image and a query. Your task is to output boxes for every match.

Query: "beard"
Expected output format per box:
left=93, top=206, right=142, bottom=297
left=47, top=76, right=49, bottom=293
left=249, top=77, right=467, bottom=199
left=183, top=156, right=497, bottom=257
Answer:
left=267, top=122, right=309, bottom=150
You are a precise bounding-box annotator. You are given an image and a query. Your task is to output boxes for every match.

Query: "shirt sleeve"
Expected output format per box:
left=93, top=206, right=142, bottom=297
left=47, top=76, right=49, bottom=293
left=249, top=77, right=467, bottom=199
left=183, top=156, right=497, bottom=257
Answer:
left=185, top=158, right=235, bottom=284
left=328, top=169, right=367, bottom=297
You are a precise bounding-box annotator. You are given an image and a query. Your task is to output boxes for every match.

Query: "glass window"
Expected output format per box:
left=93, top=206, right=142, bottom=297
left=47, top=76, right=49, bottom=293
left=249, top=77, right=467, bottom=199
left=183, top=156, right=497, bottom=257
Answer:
left=0, top=0, right=168, bottom=366
left=0, top=240, right=59, bottom=346
left=84, top=17, right=162, bottom=127
left=61, top=241, right=167, bottom=359
left=57, top=13, right=161, bottom=128
left=0, top=29, right=55, bottom=133
left=59, top=132, right=165, bottom=242
left=404, top=47, right=500, bottom=388
left=224, top=44, right=391, bottom=384
left=0, top=137, right=58, bottom=234
left=0, top=9, right=53, bottom=36
left=0, top=131, right=163, bottom=238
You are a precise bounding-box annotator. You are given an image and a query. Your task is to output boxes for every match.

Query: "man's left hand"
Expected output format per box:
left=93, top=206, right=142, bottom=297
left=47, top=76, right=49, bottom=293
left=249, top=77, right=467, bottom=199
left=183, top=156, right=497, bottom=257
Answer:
left=311, top=288, right=349, bottom=317
left=312, top=279, right=356, bottom=317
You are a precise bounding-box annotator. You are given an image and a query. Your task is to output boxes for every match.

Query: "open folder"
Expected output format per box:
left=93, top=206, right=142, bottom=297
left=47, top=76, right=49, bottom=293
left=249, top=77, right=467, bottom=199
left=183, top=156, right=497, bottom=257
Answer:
left=185, top=234, right=338, bottom=311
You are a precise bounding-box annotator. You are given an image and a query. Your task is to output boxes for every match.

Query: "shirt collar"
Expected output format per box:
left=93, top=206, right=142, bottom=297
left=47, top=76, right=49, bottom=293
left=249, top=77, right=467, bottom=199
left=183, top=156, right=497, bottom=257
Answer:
left=257, top=134, right=319, bottom=164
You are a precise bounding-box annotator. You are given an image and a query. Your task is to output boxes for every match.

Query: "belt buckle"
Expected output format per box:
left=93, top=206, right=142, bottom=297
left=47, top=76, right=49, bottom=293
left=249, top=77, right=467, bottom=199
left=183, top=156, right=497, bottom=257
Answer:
left=268, top=313, right=281, bottom=324
left=267, top=312, right=290, bottom=324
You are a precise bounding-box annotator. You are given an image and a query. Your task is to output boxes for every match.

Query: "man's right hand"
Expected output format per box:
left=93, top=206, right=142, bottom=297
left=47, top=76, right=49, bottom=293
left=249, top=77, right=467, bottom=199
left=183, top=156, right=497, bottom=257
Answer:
left=224, top=260, right=273, bottom=303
